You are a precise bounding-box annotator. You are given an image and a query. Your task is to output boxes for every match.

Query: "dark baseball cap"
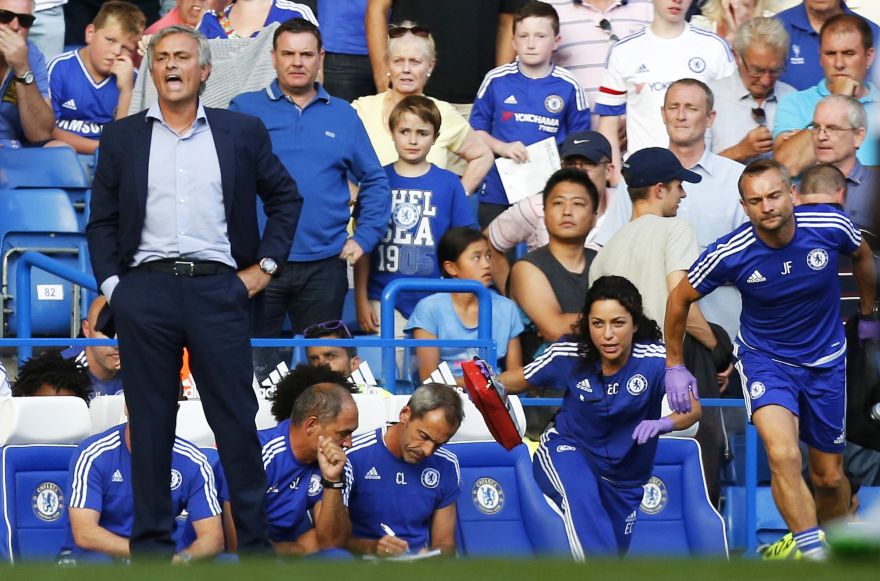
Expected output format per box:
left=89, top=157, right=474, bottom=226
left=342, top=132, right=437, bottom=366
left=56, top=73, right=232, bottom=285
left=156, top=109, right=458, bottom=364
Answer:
left=559, top=131, right=612, bottom=163
left=621, top=147, right=702, bottom=188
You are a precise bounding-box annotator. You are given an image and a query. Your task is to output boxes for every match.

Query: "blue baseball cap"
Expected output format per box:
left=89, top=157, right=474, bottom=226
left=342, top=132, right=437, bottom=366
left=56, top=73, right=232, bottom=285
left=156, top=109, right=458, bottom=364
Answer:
left=621, top=147, right=702, bottom=188
left=559, top=131, right=612, bottom=162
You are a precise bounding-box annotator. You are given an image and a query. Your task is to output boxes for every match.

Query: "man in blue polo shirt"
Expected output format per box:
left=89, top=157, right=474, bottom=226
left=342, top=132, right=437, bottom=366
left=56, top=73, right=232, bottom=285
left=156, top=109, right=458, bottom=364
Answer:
left=774, top=13, right=878, bottom=173
left=0, top=0, right=54, bottom=147
left=229, top=17, right=390, bottom=341
left=776, top=1, right=879, bottom=91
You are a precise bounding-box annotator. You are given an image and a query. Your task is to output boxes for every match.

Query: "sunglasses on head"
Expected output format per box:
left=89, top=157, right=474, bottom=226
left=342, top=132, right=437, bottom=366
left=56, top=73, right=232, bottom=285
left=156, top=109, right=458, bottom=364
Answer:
left=388, top=24, right=431, bottom=39
left=303, top=319, right=353, bottom=339
left=0, top=9, right=35, bottom=28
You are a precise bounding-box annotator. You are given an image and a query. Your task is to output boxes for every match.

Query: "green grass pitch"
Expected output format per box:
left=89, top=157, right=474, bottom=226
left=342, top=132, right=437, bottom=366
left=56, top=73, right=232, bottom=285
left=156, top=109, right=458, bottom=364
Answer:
left=3, top=558, right=880, bottom=581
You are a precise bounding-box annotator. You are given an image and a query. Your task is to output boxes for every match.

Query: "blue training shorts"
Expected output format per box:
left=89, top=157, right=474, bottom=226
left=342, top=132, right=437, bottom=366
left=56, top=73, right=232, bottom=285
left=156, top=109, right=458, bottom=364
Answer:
left=734, top=347, right=846, bottom=453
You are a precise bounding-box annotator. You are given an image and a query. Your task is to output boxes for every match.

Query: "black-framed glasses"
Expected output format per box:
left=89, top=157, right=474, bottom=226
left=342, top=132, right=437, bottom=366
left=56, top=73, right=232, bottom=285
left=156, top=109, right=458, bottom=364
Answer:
left=597, top=19, right=618, bottom=42
left=806, top=123, right=858, bottom=137
left=388, top=24, right=431, bottom=39
left=0, top=8, right=35, bottom=28
left=751, top=107, right=766, bottom=126
left=303, top=319, right=353, bottom=339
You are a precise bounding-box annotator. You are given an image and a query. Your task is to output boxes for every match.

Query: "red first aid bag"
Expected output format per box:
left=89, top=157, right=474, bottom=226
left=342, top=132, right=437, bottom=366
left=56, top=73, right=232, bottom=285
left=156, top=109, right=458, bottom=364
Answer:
left=461, top=359, right=522, bottom=450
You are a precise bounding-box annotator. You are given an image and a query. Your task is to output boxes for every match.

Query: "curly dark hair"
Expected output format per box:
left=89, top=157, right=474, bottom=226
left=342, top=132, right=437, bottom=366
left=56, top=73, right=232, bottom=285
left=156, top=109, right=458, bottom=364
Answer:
left=572, top=276, right=662, bottom=361
left=12, top=350, right=93, bottom=404
left=270, top=363, right=356, bottom=422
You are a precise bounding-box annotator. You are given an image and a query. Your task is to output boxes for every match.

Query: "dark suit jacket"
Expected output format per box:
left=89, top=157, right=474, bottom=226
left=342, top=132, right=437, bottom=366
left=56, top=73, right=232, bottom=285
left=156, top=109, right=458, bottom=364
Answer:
left=87, top=107, right=302, bottom=288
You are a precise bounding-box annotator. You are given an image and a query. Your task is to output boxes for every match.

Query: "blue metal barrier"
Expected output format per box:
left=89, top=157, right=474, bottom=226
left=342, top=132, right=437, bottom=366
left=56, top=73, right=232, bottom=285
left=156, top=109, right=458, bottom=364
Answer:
left=14, top=251, right=98, bottom=361
left=379, top=278, right=497, bottom=385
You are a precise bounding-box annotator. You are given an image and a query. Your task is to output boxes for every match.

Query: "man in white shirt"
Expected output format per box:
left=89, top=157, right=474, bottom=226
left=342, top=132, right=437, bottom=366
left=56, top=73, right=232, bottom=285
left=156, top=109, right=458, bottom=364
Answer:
left=708, top=17, right=797, bottom=164
left=595, top=79, right=748, bottom=339
left=594, top=0, right=735, bottom=182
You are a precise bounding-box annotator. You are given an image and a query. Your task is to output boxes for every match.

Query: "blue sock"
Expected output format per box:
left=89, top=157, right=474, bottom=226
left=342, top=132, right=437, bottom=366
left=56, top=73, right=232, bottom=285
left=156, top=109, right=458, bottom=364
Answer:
left=793, top=527, right=826, bottom=560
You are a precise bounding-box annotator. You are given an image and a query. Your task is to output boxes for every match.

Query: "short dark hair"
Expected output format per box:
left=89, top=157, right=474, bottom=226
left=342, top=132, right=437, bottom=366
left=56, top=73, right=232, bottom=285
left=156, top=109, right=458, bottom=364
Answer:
left=93, top=0, right=145, bottom=37
left=271, top=363, right=355, bottom=422
left=437, top=227, right=487, bottom=278
left=389, top=95, right=442, bottom=137
left=665, top=78, right=715, bottom=111
left=305, top=326, right=357, bottom=359
left=820, top=13, right=874, bottom=51
left=737, top=159, right=792, bottom=199
left=627, top=184, right=650, bottom=202
left=513, top=1, right=560, bottom=35
left=274, top=17, right=323, bottom=51
left=542, top=167, right=599, bottom=212
left=290, top=381, right=355, bottom=425
left=799, top=164, right=847, bottom=197
left=407, top=383, right=464, bottom=431
left=12, top=351, right=92, bottom=404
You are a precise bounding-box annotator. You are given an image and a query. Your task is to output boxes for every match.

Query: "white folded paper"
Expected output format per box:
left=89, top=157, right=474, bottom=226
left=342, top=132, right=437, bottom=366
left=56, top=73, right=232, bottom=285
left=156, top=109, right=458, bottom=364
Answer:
left=495, top=137, right=561, bottom=204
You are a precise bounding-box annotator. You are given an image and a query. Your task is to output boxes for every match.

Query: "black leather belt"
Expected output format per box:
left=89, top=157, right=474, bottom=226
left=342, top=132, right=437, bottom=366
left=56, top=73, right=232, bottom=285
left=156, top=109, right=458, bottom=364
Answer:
left=136, top=259, right=233, bottom=277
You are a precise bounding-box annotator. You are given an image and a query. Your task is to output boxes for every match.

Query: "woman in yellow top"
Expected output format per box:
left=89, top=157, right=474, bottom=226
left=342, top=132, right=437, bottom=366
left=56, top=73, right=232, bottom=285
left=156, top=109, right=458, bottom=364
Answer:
left=351, top=23, right=493, bottom=194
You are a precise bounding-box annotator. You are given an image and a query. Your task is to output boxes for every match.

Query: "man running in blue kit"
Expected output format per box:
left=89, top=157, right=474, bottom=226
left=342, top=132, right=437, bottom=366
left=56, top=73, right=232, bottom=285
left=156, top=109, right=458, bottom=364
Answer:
left=664, top=159, right=878, bottom=560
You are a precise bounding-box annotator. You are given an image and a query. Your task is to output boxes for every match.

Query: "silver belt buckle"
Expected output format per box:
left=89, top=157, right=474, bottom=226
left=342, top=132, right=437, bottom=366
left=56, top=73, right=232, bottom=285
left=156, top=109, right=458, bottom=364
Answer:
left=172, top=260, right=196, bottom=276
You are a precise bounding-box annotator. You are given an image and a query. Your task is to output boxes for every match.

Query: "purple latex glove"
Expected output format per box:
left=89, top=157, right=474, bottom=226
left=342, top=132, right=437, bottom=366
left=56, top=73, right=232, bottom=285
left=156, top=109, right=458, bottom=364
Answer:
left=632, top=418, right=674, bottom=445
left=858, top=318, right=880, bottom=342
left=665, top=364, right=698, bottom=414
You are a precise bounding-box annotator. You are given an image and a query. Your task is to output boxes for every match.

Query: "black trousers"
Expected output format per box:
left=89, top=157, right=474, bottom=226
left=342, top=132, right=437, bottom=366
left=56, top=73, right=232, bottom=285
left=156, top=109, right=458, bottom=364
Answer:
left=112, top=268, right=269, bottom=557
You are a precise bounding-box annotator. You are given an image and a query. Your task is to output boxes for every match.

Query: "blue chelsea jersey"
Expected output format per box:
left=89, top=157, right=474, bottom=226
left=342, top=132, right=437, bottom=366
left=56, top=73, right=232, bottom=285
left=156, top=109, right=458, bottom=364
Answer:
left=66, top=425, right=220, bottom=556
left=367, top=164, right=477, bottom=317
left=48, top=50, right=129, bottom=139
left=259, top=419, right=330, bottom=541
left=523, top=340, right=666, bottom=486
left=688, top=205, right=860, bottom=367
left=344, top=428, right=460, bottom=551
left=470, top=63, right=590, bottom=206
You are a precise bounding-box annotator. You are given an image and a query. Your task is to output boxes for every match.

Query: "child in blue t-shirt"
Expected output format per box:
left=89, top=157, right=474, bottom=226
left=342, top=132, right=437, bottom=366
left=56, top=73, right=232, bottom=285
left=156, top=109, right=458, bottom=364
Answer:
left=470, top=2, right=590, bottom=226
left=406, top=228, right=523, bottom=382
left=355, top=95, right=478, bottom=337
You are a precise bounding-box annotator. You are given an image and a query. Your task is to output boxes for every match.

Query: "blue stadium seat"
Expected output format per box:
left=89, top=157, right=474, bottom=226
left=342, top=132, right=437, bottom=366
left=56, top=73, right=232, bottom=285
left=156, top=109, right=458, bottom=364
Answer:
left=755, top=487, right=787, bottom=546
left=445, top=442, right=570, bottom=557
left=730, top=433, right=772, bottom=485
left=0, top=147, right=92, bottom=231
left=629, top=437, right=728, bottom=557
left=0, top=189, right=90, bottom=336
left=341, top=288, right=359, bottom=333
left=0, top=147, right=90, bottom=190
left=0, top=446, right=77, bottom=563
left=0, top=397, right=90, bottom=563
left=859, top=486, right=880, bottom=514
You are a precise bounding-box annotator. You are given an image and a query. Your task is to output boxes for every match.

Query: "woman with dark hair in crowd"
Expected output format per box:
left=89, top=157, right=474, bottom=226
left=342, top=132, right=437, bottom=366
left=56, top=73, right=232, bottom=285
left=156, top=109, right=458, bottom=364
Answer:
left=406, top=227, right=523, bottom=383
left=499, top=275, right=701, bottom=558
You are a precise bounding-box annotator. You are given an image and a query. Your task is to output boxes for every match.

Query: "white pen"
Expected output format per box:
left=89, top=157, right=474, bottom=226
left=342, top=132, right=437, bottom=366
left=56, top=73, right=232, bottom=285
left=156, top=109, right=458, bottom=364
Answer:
left=380, top=523, right=396, bottom=537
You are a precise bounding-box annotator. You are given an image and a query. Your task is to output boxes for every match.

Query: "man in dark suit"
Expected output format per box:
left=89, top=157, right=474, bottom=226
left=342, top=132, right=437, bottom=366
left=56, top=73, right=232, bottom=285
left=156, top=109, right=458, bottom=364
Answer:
left=86, top=25, right=302, bottom=559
